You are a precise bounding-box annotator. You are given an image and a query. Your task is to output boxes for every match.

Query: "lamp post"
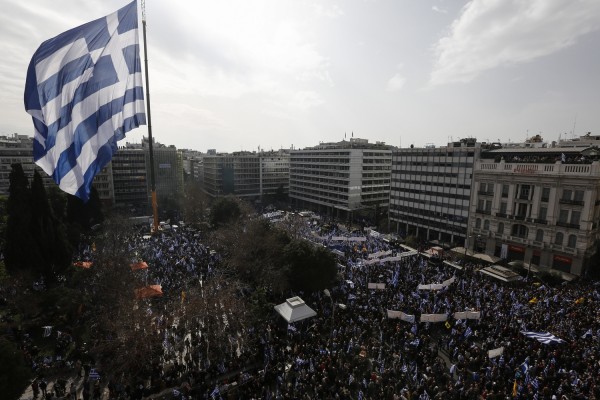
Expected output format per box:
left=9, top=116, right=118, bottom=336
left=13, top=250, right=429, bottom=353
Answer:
left=323, top=289, right=334, bottom=343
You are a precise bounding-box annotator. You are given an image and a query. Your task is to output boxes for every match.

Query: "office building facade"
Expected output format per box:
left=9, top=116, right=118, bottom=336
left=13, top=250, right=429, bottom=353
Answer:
left=289, top=138, right=392, bottom=220
left=389, top=139, right=480, bottom=246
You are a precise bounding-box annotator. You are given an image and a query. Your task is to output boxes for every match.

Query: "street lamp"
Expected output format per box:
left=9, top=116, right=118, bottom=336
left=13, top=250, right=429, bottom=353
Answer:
left=323, top=289, right=334, bottom=342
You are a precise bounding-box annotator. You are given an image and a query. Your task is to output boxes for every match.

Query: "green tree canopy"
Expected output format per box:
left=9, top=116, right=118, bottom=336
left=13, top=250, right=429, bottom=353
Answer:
left=210, top=196, right=242, bottom=227
left=0, top=338, right=32, bottom=400
left=283, top=239, right=337, bottom=292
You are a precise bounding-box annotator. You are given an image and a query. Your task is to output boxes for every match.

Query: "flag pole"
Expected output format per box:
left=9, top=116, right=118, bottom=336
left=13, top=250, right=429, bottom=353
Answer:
left=141, top=0, right=159, bottom=233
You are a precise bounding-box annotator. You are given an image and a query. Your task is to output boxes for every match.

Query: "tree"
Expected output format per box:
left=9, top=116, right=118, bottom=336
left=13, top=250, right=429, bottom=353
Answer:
left=0, top=338, right=32, bottom=400
left=283, top=239, right=337, bottom=292
left=66, top=187, right=104, bottom=230
left=209, top=196, right=243, bottom=227
left=182, top=181, right=208, bottom=225
left=224, top=218, right=291, bottom=292
left=30, top=171, right=72, bottom=282
left=4, top=164, right=39, bottom=274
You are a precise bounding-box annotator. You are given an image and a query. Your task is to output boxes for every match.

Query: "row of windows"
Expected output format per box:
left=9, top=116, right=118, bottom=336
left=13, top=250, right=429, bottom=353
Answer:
left=391, top=195, right=470, bottom=211
left=392, top=190, right=470, bottom=201
left=479, top=182, right=586, bottom=202
left=393, top=161, right=474, bottom=168
left=393, top=170, right=472, bottom=179
left=475, top=219, right=578, bottom=247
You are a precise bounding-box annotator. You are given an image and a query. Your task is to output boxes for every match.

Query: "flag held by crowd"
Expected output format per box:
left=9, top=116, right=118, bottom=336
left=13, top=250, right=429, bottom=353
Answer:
left=521, top=331, right=565, bottom=344
left=24, top=1, right=146, bottom=201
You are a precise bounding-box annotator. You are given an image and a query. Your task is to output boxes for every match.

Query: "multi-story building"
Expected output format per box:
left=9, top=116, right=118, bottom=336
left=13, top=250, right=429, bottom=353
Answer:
left=111, top=143, right=149, bottom=213
left=150, top=143, right=185, bottom=211
left=202, top=150, right=290, bottom=202
left=389, top=138, right=480, bottom=247
left=469, top=135, right=600, bottom=276
left=0, top=134, right=55, bottom=197
left=289, top=138, right=392, bottom=220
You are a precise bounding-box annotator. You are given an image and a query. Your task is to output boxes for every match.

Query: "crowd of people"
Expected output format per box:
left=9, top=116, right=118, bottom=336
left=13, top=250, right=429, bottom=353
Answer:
left=17, top=214, right=600, bottom=399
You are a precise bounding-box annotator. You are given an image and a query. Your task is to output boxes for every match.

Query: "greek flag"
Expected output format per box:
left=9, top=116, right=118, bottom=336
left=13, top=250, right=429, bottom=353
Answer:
left=88, top=368, right=101, bottom=380
left=25, top=1, right=146, bottom=201
left=521, top=331, right=565, bottom=344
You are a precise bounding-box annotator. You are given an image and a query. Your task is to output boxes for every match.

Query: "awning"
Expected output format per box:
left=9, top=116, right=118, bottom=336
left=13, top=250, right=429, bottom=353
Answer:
left=130, top=261, right=149, bottom=271
left=274, top=297, right=317, bottom=323
left=135, top=285, right=163, bottom=299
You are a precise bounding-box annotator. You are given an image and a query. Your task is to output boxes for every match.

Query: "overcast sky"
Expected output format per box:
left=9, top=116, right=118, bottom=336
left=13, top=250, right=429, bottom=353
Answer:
left=2, top=0, right=599, bottom=153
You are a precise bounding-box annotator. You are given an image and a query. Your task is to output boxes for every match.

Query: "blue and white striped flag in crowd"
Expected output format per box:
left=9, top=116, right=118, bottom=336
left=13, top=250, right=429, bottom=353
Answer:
left=521, top=331, right=565, bottom=344
left=464, top=326, right=473, bottom=338
left=25, top=1, right=146, bottom=201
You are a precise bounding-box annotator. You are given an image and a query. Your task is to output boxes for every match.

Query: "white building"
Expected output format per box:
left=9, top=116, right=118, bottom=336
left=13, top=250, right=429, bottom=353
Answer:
left=289, top=138, right=392, bottom=221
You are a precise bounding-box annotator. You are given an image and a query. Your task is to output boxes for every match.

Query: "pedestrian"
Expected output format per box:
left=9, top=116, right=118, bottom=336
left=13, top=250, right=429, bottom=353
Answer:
left=32, top=378, right=40, bottom=399
left=39, top=378, right=48, bottom=398
left=70, top=381, right=78, bottom=400
left=76, top=359, right=83, bottom=378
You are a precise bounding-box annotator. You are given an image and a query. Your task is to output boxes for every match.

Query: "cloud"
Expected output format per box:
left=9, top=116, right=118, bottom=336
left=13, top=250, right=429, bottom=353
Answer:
left=386, top=73, right=406, bottom=92
left=429, top=0, right=600, bottom=86
left=313, top=4, right=344, bottom=18
left=386, top=65, right=406, bottom=92
left=432, top=6, right=447, bottom=14
left=289, top=90, right=324, bottom=110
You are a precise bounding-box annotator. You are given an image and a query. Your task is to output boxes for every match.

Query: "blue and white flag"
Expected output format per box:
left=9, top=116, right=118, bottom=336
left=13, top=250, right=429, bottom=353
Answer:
left=25, top=1, right=146, bottom=201
left=521, top=331, right=565, bottom=344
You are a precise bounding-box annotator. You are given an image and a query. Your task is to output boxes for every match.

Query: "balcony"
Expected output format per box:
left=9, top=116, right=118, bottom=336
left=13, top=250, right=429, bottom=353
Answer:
left=496, top=212, right=508, bottom=218
left=513, top=214, right=526, bottom=221
left=533, top=218, right=548, bottom=225
left=559, top=199, right=584, bottom=206
left=517, top=194, right=530, bottom=200
left=556, top=221, right=580, bottom=229
left=477, top=190, right=494, bottom=196
left=475, top=209, right=491, bottom=215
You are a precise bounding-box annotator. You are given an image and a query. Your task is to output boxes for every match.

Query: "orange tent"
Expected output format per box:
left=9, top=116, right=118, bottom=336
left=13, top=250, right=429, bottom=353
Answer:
left=73, top=261, right=93, bottom=269
left=135, top=285, right=163, bottom=299
left=130, top=261, right=149, bottom=271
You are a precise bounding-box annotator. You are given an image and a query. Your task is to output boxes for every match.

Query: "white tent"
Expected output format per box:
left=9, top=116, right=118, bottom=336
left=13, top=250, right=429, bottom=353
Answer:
left=274, top=297, right=317, bottom=323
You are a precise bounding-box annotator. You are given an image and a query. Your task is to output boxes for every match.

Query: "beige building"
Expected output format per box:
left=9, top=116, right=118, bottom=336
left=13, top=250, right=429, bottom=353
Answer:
left=469, top=140, right=600, bottom=276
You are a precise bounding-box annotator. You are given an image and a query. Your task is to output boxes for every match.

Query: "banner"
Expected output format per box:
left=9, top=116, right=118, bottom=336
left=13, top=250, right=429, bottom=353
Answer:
left=420, top=313, right=448, bottom=323
left=368, top=283, right=386, bottom=290
left=387, top=310, right=415, bottom=323
left=488, top=347, right=504, bottom=359
left=418, top=283, right=445, bottom=290
left=453, top=311, right=481, bottom=320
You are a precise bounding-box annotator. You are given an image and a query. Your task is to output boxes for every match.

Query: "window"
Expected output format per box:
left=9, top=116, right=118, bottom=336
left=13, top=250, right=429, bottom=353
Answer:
left=558, top=209, right=569, bottom=223
left=475, top=218, right=481, bottom=229
left=541, top=187, right=550, bottom=202
left=519, top=184, right=531, bottom=199
left=574, top=190, right=584, bottom=202
left=500, top=202, right=507, bottom=214
left=485, top=201, right=492, bottom=213
left=511, top=224, right=528, bottom=238
left=554, top=232, right=563, bottom=245
left=502, top=184, right=509, bottom=198
left=535, top=229, right=544, bottom=242
left=570, top=211, right=580, bottom=226
left=497, top=222, right=504, bottom=234
left=562, top=189, right=572, bottom=201
left=538, top=207, right=547, bottom=221
left=567, top=234, right=577, bottom=248
left=483, top=220, right=490, bottom=230
left=478, top=199, right=484, bottom=211
left=480, top=182, right=487, bottom=192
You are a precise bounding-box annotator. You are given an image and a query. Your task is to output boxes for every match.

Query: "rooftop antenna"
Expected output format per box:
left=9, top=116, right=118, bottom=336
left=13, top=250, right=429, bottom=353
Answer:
left=571, top=114, right=577, bottom=138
